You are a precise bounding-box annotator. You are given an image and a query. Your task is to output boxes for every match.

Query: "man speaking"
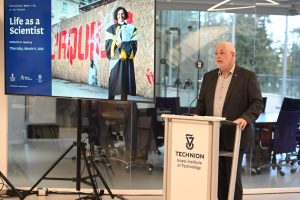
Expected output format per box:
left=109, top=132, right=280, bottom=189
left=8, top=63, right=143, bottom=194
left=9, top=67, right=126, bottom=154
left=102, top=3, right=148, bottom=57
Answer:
left=196, top=41, right=263, bottom=200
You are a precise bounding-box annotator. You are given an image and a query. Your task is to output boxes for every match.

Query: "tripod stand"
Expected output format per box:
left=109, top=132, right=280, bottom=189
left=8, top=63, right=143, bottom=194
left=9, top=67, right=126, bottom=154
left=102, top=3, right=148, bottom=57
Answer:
left=0, top=170, right=24, bottom=200
left=25, top=99, right=114, bottom=200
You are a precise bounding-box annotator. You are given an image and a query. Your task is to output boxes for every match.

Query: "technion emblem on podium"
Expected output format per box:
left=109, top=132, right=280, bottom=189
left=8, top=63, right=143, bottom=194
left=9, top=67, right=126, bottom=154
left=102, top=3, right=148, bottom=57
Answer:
left=175, top=134, right=205, bottom=171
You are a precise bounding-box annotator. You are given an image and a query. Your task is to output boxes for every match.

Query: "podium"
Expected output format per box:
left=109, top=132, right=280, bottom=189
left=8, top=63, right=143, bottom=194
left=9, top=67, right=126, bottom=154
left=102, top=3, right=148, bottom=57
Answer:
left=162, top=114, right=241, bottom=200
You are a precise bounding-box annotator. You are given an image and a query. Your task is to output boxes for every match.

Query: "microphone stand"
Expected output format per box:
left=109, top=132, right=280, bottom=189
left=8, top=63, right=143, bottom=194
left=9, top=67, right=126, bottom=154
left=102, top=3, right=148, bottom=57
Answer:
left=187, top=96, right=198, bottom=115
left=185, top=84, right=201, bottom=115
left=181, top=95, right=198, bottom=116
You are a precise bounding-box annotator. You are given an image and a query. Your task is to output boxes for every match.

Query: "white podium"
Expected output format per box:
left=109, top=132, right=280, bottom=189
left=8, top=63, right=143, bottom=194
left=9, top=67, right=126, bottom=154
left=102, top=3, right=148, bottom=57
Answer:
left=162, top=114, right=241, bottom=200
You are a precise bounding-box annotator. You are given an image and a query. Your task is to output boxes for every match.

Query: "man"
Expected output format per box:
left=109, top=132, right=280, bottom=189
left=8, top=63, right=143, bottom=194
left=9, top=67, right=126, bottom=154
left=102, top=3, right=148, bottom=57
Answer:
left=196, top=41, right=263, bottom=200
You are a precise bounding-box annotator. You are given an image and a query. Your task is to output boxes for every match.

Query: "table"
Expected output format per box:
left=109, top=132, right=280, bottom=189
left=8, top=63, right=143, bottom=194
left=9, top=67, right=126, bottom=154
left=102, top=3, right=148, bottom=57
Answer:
left=255, top=112, right=279, bottom=144
left=256, top=112, right=279, bottom=124
left=250, top=112, right=279, bottom=171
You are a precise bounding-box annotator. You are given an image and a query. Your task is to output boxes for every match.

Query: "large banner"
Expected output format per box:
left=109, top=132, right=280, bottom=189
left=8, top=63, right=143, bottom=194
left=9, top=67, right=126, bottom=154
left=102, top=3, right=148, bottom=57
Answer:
left=5, top=0, right=51, bottom=96
left=5, top=0, right=155, bottom=101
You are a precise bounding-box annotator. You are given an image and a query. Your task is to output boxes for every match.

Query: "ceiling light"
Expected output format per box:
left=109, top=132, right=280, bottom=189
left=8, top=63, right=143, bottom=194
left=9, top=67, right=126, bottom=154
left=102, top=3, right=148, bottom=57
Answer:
left=207, top=0, right=231, bottom=11
left=256, top=0, right=279, bottom=6
left=207, top=0, right=279, bottom=12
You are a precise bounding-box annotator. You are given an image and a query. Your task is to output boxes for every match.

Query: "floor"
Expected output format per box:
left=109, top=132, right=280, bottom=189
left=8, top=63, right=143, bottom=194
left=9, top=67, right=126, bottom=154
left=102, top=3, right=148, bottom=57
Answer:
left=2, top=140, right=300, bottom=200
left=6, top=140, right=164, bottom=190
left=1, top=191, right=300, bottom=200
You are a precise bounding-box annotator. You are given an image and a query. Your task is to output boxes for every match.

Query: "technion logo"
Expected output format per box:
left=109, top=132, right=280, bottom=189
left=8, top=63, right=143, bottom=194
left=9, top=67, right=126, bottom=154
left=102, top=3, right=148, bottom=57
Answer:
left=186, top=134, right=194, bottom=150
left=10, top=73, right=16, bottom=82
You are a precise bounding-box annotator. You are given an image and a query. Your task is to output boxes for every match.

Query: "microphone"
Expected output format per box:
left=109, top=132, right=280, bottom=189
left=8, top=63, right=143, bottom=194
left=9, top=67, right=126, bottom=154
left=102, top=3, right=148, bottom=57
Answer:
left=183, top=83, right=201, bottom=116
left=187, top=96, right=198, bottom=115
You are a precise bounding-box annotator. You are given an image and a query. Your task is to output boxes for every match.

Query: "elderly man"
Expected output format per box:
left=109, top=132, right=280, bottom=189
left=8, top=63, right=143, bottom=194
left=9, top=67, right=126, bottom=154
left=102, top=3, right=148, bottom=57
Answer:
left=196, top=41, right=263, bottom=200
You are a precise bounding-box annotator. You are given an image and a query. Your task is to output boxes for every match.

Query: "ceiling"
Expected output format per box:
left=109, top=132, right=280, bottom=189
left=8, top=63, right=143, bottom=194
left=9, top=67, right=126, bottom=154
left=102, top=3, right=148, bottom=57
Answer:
left=156, top=0, right=300, bottom=15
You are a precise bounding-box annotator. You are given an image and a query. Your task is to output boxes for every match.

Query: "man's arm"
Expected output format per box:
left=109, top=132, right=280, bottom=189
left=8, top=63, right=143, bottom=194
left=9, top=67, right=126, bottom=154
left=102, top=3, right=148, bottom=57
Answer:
left=240, top=71, right=263, bottom=124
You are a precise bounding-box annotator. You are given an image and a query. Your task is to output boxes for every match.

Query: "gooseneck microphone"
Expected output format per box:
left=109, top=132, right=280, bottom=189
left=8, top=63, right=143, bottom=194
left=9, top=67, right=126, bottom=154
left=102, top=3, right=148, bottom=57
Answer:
left=188, top=95, right=198, bottom=115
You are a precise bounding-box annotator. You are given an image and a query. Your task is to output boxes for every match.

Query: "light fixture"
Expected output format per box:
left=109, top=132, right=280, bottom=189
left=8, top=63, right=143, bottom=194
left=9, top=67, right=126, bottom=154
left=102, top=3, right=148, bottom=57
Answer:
left=256, top=0, right=279, bottom=6
left=207, top=0, right=279, bottom=12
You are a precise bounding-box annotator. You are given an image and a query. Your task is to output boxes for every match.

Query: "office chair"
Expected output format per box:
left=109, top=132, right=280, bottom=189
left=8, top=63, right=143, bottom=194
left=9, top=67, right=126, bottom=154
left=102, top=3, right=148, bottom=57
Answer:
left=271, top=110, right=300, bottom=176
left=97, top=101, right=134, bottom=164
left=154, top=97, right=180, bottom=154
left=279, top=97, right=300, bottom=167
left=136, top=108, right=155, bottom=159
left=81, top=100, right=111, bottom=167
left=281, top=97, right=300, bottom=111
left=262, top=97, right=267, bottom=113
left=248, top=124, right=273, bottom=175
left=253, top=109, right=300, bottom=175
left=97, top=101, right=154, bottom=171
left=136, top=107, right=163, bottom=172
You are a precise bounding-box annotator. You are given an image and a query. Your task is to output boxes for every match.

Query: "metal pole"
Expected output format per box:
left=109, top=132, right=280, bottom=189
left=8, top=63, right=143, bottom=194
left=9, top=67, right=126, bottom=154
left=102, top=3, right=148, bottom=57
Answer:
left=282, top=16, right=288, bottom=98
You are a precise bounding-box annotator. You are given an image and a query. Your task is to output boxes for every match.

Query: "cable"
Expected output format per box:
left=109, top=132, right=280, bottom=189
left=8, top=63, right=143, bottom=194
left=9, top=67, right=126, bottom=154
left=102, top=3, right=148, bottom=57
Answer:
left=48, top=190, right=93, bottom=196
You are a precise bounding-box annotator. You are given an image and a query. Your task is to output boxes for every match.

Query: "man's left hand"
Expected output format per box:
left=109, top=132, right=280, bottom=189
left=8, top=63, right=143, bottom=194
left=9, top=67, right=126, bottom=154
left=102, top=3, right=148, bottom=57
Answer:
left=233, top=118, right=247, bottom=130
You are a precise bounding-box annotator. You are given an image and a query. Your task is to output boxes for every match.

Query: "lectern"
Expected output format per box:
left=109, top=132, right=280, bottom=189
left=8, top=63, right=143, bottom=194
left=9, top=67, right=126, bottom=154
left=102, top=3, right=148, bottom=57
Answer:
left=162, top=114, right=241, bottom=200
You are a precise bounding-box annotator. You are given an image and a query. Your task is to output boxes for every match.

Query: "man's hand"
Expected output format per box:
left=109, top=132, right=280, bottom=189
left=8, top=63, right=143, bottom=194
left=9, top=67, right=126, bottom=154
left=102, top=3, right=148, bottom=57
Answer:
left=233, top=118, right=247, bottom=130
left=116, top=41, right=122, bottom=47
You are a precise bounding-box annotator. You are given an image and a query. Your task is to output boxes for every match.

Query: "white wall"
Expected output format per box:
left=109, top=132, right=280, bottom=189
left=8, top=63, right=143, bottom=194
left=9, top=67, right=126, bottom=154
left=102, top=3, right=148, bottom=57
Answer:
left=0, top=0, right=8, bottom=174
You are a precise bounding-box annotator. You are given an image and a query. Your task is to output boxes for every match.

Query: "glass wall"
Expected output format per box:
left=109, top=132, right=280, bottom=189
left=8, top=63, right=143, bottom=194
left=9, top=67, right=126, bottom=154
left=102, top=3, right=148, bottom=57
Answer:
left=156, top=9, right=300, bottom=111
left=155, top=7, right=300, bottom=190
left=156, top=10, right=257, bottom=107
left=7, top=95, right=163, bottom=190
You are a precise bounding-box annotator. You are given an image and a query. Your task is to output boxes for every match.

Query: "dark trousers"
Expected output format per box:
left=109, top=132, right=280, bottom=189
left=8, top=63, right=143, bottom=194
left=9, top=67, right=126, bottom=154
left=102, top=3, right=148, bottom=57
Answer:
left=218, top=151, right=244, bottom=200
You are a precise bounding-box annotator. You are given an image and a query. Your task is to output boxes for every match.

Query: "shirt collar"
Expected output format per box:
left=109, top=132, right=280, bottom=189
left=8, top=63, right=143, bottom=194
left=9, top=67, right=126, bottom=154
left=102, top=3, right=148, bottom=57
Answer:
left=218, top=65, right=235, bottom=78
left=118, top=21, right=126, bottom=26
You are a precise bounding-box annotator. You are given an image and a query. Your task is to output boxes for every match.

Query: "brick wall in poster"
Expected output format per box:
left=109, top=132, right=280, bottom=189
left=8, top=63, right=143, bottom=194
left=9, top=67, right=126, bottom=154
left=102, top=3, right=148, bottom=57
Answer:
left=51, top=0, right=155, bottom=98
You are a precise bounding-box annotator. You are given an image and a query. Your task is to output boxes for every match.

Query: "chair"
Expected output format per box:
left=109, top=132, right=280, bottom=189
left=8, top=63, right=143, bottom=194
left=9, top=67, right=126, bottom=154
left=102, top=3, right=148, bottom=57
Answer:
left=137, top=108, right=156, bottom=158
left=97, top=101, right=154, bottom=171
left=154, top=97, right=180, bottom=154
left=97, top=101, right=136, bottom=165
left=246, top=124, right=273, bottom=175
left=155, top=97, right=180, bottom=114
left=253, top=110, right=300, bottom=175
left=81, top=100, right=111, bottom=166
left=262, top=97, right=267, bottom=113
left=136, top=107, right=163, bottom=172
left=281, top=97, right=300, bottom=111
left=279, top=97, right=300, bottom=167
left=271, top=110, right=300, bottom=175
left=83, top=100, right=101, bottom=146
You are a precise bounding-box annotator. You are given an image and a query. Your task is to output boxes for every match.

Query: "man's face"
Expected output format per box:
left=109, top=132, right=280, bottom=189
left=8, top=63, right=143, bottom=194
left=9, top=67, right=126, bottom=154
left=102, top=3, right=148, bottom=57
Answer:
left=215, top=43, right=235, bottom=72
left=117, top=9, right=125, bottom=23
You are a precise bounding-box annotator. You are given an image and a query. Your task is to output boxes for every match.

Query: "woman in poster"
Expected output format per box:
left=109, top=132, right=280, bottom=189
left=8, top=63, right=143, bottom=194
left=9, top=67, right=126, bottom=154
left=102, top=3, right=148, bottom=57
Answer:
left=105, top=6, right=138, bottom=100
